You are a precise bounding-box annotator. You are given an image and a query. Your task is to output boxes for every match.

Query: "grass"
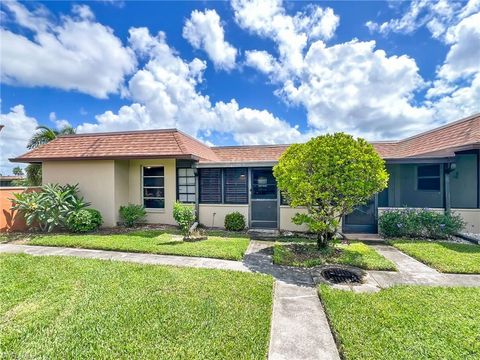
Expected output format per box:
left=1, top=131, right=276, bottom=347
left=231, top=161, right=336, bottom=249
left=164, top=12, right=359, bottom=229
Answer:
left=390, top=240, right=480, bottom=274
left=0, top=254, right=273, bottom=359
left=319, top=285, right=480, bottom=360
left=273, top=241, right=396, bottom=270
left=26, top=229, right=249, bottom=261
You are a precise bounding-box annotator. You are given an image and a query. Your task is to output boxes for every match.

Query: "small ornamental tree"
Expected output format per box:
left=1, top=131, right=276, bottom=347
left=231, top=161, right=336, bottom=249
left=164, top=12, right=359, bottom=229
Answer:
left=273, top=133, right=388, bottom=249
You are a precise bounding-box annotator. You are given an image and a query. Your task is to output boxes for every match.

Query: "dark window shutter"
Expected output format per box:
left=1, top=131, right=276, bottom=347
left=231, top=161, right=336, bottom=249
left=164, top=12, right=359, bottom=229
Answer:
left=199, top=168, right=222, bottom=203
left=224, top=168, right=248, bottom=204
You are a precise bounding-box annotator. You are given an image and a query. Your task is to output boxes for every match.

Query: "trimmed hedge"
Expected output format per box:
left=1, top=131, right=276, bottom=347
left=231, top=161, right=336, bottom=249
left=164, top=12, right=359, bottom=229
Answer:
left=67, top=208, right=103, bottom=233
left=224, top=212, right=246, bottom=231
left=379, top=208, right=464, bottom=239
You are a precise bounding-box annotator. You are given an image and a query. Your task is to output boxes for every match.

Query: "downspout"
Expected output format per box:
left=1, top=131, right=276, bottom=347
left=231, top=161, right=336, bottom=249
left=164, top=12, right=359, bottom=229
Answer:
left=444, top=162, right=456, bottom=214
left=193, top=163, right=200, bottom=221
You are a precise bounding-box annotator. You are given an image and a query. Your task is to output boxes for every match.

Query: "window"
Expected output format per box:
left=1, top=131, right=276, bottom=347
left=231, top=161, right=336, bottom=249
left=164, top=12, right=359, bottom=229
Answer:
left=252, top=169, right=277, bottom=199
left=224, top=168, right=248, bottom=204
left=177, top=168, right=196, bottom=203
left=417, top=164, right=441, bottom=191
left=199, top=168, right=222, bottom=203
left=143, top=166, right=165, bottom=209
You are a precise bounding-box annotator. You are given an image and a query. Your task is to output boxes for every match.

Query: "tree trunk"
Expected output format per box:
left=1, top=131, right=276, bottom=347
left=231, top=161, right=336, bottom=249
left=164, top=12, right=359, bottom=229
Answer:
left=317, top=233, right=329, bottom=250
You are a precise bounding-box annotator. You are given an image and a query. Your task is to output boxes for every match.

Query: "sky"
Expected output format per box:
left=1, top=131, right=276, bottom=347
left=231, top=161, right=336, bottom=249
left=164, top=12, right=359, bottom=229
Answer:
left=1, top=0, right=479, bottom=174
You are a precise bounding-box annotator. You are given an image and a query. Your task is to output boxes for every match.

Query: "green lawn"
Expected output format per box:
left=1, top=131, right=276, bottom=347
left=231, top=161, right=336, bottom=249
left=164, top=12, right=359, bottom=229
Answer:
left=26, top=230, right=249, bottom=260
left=319, top=285, right=480, bottom=360
left=390, top=240, right=480, bottom=274
left=273, top=241, right=396, bottom=270
left=0, top=254, right=273, bottom=359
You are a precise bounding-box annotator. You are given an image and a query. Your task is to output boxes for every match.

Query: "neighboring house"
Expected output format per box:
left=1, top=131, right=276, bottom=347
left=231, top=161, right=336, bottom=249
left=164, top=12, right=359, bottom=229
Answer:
left=10, top=113, right=480, bottom=234
left=0, top=176, right=24, bottom=187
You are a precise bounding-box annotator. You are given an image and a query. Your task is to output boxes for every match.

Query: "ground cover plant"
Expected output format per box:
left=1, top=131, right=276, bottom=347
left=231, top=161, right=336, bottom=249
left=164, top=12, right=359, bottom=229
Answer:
left=27, top=229, right=249, bottom=260
left=319, top=285, right=480, bottom=360
left=390, top=240, right=480, bottom=273
left=273, top=241, right=396, bottom=270
left=0, top=254, right=273, bottom=359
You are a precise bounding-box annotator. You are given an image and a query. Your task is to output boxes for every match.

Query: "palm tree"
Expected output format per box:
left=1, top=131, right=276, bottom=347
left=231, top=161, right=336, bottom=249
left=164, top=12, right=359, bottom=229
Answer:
left=27, top=125, right=76, bottom=150
left=26, top=125, right=76, bottom=185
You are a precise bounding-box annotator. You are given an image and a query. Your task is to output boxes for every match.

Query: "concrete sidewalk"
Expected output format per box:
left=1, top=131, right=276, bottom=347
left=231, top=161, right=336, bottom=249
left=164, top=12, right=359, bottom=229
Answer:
left=369, top=244, right=480, bottom=288
left=0, top=243, right=249, bottom=272
left=244, top=241, right=340, bottom=360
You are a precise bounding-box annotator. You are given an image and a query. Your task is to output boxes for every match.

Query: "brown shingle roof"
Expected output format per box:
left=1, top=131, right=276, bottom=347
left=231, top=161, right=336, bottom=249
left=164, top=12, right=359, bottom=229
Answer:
left=11, top=113, right=480, bottom=164
left=12, top=129, right=219, bottom=162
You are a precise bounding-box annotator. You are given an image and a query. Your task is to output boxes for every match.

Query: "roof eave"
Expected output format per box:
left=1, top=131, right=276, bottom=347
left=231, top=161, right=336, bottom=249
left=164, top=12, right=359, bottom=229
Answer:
left=10, top=154, right=200, bottom=163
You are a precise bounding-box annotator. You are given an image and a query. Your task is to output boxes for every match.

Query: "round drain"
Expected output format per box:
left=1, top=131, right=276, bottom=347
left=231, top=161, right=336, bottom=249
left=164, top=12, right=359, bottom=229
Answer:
left=321, top=267, right=361, bottom=284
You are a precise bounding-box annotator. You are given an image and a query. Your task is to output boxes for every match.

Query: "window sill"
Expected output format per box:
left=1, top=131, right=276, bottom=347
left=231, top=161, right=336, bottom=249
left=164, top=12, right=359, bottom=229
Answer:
left=145, top=208, right=165, bottom=213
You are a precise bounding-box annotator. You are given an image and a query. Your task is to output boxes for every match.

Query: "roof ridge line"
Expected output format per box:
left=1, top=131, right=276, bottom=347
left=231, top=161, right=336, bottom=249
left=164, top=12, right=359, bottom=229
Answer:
left=59, top=128, right=179, bottom=138
left=397, top=112, right=480, bottom=143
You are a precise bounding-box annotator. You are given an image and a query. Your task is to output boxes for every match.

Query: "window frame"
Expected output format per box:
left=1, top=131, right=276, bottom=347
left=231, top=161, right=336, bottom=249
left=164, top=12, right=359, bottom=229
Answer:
left=142, top=166, right=165, bottom=210
left=223, top=167, right=248, bottom=204
left=416, top=164, right=441, bottom=192
left=199, top=168, right=223, bottom=204
left=177, top=167, right=196, bottom=204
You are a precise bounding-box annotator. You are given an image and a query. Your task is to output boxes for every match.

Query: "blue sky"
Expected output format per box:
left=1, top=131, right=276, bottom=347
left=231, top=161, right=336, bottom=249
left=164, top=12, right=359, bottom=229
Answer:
left=1, top=0, right=479, bottom=174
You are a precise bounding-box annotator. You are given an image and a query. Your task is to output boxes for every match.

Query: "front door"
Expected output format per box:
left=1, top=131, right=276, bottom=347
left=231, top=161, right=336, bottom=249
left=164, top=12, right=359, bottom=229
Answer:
left=342, top=197, right=377, bottom=233
left=250, top=168, right=278, bottom=228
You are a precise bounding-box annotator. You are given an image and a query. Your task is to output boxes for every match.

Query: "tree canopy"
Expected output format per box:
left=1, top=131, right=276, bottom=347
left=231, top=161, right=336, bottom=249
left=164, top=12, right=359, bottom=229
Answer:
left=273, top=133, right=388, bottom=248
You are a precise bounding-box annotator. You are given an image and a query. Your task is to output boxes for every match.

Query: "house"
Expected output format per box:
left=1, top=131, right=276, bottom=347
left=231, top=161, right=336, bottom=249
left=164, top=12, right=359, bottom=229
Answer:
left=0, top=175, right=25, bottom=187
left=10, top=113, right=480, bottom=234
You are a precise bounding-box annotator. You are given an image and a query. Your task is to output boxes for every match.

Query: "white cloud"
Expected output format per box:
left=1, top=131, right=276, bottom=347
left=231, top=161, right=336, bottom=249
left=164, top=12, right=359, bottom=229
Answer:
left=293, top=6, right=339, bottom=41
left=438, top=12, right=480, bottom=82
left=182, top=9, right=237, bottom=70
left=365, top=0, right=460, bottom=39
left=0, top=105, right=38, bottom=175
left=0, top=1, right=136, bottom=98
left=78, top=27, right=305, bottom=145
left=232, top=0, right=439, bottom=139
left=232, top=0, right=338, bottom=77
left=244, top=50, right=279, bottom=74
left=49, top=112, right=72, bottom=129
left=281, top=40, right=433, bottom=139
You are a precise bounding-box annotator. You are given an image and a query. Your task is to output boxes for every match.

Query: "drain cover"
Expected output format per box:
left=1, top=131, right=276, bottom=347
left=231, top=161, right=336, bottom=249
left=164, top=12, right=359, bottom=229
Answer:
left=321, top=268, right=361, bottom=284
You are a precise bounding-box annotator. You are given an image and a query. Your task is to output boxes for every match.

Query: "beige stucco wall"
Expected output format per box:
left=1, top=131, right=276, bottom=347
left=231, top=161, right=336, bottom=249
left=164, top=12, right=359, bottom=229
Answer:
left=279, top=206, right=308, bottom=232
left=114, top=160, right=130, bottom=224
left=42, top=160, right=117, bottom=226
left=128, top=159, right=177, bottom=225
left=453, top=209, right=480, bottom=234
left=198, top=204, right=248, bottom=228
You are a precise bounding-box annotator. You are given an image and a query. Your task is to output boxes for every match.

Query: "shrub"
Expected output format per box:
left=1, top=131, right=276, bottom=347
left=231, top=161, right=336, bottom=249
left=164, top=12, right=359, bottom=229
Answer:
left=119, top=204, right=147, bottom=227
left=67, top=208, right=103, bottom=233
left=11, top=183, right=88, bottom=232
left=224, top=212, right=246, bottom=231
left=173, top=202, right=196, bottom=236
left=379, top=208, right=465, bottom=239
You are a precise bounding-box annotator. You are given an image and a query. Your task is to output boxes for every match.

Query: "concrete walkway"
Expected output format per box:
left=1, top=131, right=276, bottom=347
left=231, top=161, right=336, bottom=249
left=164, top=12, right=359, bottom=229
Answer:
left=369, top=244, right=480, bottom=288
left=0, top=243, right=249, bottom=272
left=0, top=242, right=341, bottom=360
left=244, top=241, right=340, bottom=360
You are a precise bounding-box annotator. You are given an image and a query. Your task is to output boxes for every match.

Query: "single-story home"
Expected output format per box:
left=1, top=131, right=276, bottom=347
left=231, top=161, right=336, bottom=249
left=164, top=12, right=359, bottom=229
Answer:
left=0, top=175, right=24, bottom=187
left=11, top=113, right=480, bottom=234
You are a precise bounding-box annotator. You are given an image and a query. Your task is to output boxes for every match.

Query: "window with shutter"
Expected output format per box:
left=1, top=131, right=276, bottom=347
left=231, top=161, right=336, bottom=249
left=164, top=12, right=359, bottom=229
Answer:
left=199, top=168, right=222, bottom=203
left=224, top=168, right=248, bottom=204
